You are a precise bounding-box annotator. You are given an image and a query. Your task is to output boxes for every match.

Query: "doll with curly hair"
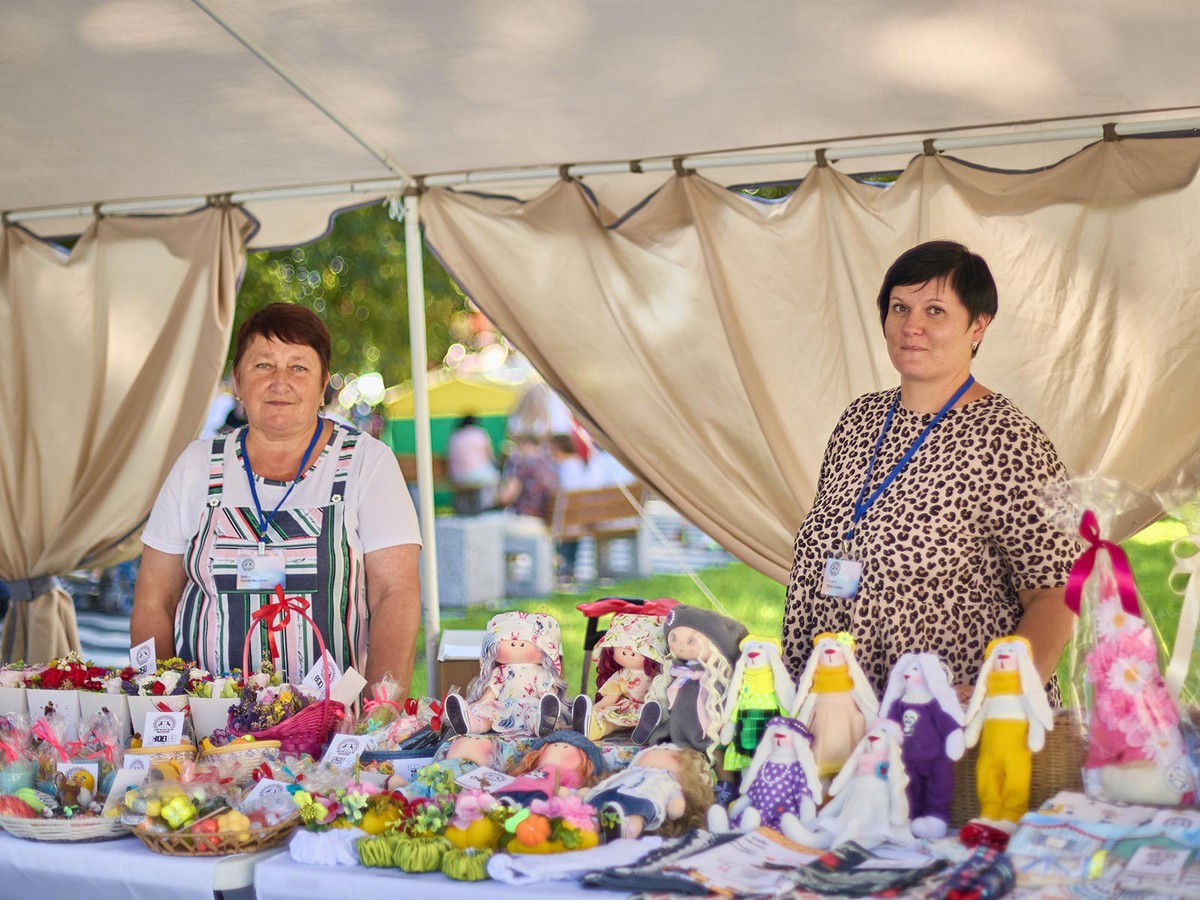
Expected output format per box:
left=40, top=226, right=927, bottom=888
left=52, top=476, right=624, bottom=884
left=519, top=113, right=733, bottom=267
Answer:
left=587, top=613, right=667, bottom=741
left=586, top=744, right=714, bottom=839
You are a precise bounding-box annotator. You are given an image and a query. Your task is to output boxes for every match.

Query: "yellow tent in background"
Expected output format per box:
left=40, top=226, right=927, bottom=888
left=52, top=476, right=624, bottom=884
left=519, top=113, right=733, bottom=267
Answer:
left=384, top=369, right=525, bottom=419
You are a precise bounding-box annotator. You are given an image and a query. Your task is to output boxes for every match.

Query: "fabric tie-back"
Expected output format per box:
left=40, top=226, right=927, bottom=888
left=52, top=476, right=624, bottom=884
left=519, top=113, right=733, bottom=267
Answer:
left=0, top=207, right=253, bottom=662
left=421, top=137, right=1200, bottom=583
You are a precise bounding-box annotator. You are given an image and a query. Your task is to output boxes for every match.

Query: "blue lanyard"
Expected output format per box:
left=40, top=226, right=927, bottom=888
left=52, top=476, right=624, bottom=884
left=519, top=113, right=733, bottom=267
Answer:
left=240, top=418, right=324, bottom=550
left=844, top=376, right=974, bottom=545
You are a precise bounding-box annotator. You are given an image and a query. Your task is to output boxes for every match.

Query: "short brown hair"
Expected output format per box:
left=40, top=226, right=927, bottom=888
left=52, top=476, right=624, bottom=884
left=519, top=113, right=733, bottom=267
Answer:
left=233, top=303, right=331, bottom=377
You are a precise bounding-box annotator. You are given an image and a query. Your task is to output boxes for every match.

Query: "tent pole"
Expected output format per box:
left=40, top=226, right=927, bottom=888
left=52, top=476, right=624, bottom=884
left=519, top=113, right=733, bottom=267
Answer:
left=404, top=192, right=441, bottom=697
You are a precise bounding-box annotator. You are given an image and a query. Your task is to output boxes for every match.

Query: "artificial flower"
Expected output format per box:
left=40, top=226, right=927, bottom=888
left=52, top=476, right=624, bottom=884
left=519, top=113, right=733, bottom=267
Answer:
left=450, top=790, right=498, bottom=829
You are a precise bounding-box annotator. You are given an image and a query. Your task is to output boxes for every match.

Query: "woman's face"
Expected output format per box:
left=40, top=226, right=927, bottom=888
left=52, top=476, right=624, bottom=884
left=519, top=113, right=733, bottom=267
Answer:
left=883, top=279, right=989, bottom=385
left=234, top=334, right=327, bottom=440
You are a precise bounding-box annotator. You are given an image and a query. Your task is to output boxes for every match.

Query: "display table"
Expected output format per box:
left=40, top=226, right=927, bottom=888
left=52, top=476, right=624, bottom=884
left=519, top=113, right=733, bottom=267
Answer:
left=254, top=852, right=631, bottom=900
left=0, top=830, right=282, bottom=900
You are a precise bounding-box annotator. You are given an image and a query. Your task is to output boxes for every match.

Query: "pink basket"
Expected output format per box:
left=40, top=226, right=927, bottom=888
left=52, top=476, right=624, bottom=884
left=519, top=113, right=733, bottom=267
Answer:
left=233, top=586, right=345, bottom=756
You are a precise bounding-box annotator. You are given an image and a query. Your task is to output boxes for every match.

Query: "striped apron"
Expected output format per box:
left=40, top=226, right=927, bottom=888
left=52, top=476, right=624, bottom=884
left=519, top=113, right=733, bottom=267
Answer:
left=174, top=425, right=367, bottom=682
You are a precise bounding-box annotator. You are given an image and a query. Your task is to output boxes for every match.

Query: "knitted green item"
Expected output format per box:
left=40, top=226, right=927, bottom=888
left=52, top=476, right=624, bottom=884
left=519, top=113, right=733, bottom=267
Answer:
left=357, top=834, right=402, bottom=868
left=442, top=847, right=492, bottom=881
left=396, top=836, right=451, bottom=873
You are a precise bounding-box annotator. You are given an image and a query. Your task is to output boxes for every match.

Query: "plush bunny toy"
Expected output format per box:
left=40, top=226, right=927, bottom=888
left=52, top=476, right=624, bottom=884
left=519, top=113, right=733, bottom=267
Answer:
left=791, top=632, right=879, bottom=783
left=707, top=716, right=822, bottom=842
left=718, top=636, right=796, bottom=773
left=878, top=653, right=965, bottom=839
left=792, top=718, right=914, bottom=850
left=961, top=635, right=1053, bottom=845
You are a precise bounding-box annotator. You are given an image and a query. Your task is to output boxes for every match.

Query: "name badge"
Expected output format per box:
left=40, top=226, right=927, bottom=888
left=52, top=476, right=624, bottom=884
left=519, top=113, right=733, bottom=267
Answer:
left=821, top=557, right=863, bottom=599
left=236, top=548, right=287, bottom=591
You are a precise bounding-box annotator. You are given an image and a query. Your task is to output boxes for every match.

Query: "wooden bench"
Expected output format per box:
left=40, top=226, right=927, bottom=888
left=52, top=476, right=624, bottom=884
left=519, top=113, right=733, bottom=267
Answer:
left=395, top=453, right=449, bottom=485
left=548, top=482, right=651, bottom=580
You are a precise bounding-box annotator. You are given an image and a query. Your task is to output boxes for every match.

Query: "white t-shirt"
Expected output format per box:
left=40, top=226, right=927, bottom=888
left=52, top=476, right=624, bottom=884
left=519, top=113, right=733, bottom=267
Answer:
left=143, top=425, right=422, bottom=556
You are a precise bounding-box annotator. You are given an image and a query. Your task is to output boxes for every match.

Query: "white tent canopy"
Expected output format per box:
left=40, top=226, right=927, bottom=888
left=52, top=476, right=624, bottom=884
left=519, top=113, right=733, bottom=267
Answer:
left=5, top=1, right=1200, bottom=683
left=7, top=1, right=1200, bottom=244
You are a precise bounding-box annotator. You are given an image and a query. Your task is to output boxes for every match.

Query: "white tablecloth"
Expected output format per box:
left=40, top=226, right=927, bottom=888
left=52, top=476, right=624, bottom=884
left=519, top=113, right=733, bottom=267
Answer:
left=0, top=830, right=281, bottom=900
left=254, top=853, right=631, bottom=900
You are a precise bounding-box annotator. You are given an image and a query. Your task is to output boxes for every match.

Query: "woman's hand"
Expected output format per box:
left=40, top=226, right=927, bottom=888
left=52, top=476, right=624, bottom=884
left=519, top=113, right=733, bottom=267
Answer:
left=953, top=683, right=975, bottom=706
left=130, top=547, right=187, bottom=655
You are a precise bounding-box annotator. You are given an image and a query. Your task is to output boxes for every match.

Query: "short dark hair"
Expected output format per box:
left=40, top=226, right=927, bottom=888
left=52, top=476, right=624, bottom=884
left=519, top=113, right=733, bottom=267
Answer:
left=875, top=240, right=998, bottom=330
left=233, top=303, right=331, bottom=378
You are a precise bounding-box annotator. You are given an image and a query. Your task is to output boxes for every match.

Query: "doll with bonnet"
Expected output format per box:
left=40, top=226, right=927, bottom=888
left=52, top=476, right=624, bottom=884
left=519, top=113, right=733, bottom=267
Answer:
left=587, top=613, right=667, bottom=741
left=878, top=653, right=965, bottom=839
left=791, top=632, right=879, bottom=781
left=633, top=605, right=747, bottom=760
left=445, top=611, right=567, bottom=738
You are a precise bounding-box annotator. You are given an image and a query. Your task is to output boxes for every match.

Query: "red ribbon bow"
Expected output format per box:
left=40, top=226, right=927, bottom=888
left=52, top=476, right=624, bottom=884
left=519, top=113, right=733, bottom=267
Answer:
left=252, top=762, right=274, bottom=782
left=363, top=687, right=405, bottom=721
left=1064, top=509, right=1142, bottom=617
left=32, top=720, right=70, bottom=763
left=250, top=585, right=312, bottom=668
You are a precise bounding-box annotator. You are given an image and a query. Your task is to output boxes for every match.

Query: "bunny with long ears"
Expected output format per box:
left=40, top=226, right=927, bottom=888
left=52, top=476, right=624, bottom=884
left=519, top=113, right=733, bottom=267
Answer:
left=718, top=636, right=796, bottom=772
left=707, top=716, right=822, bottom=843
left=879, top=653, right=965, bottom=839
left=790, top=632, right=879, bottom=782
left=792, top=718, right=914, bottom=850
left=961, top=635, right=1053, bottom=839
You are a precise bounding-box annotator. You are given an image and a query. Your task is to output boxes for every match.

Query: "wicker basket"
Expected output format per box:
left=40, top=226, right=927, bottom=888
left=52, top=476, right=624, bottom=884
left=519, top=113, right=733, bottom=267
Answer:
left=950, top=708, right=1087, bottom=827
left=132, top=813, right=299, bottom=856
left=198, top=740, right=281, bottom=769
left=0, top=814, right=126, bottom=843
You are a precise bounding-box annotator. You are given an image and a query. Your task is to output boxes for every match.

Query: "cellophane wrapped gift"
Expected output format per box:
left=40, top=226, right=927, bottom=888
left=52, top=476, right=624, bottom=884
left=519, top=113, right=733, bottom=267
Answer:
left=1044, top=477, right=1197, bottom=805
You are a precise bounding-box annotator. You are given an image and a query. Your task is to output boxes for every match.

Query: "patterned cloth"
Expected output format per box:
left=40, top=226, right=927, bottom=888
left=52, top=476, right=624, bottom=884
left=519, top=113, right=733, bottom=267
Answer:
left=593, top=613, right=668, bottom=665
left=785, top=389, right=1077, bottom=696
left=471, top=663, right=560, bottom=736
left=501, top=446, right=557, bottom=519
left=487, top=611, right=563, bottom=673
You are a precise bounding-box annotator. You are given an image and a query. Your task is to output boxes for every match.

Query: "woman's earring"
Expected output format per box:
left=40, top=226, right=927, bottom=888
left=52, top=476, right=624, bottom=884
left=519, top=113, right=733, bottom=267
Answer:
left=971, top=341, right=980, bottom=353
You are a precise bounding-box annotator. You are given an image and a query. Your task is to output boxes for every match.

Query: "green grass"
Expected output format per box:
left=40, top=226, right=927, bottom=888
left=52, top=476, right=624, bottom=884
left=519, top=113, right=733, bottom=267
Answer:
left=407, top=518, right=1192, bottom=702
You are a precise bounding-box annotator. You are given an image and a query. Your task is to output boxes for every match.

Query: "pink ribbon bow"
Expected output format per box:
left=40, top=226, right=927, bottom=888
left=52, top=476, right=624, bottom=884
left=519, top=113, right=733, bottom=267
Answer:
left=32, top=720, right=70, bottom=763
left=1064, top=509, right=1141, bottom=617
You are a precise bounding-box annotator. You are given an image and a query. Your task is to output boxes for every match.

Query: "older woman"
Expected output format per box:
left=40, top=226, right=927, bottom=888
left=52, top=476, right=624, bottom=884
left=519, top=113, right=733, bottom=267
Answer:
left=132, top=303, right=422, bottom=694
left=783, top=241, right=1078, bottom=702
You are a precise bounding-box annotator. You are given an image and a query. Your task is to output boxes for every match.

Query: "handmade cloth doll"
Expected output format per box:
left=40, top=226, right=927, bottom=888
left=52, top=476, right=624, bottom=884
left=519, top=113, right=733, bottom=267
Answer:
left=878, top=653, right=966, bottom=839
left=795, top=719, right=914, bottom=850
left=632, top=605, right=748, bottom=760
left=962, top=636, right=1053, bottom=843
left=587, top=613, right=667, bottom=741
left=497, top=730, right=604, bottom=804
left=445, top=612, right=567, bottom=738
left=718, top=636, right=796, bottom=772
left=708, top=716, right=821, bottom=843
left=791, top=632, right=879, bottom=781
left=585, top=744, right=713, bottom=839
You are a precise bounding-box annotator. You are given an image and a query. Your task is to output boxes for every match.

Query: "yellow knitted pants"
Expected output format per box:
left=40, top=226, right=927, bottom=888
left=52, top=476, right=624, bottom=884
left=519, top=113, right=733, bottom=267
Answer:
left=976, top=718, right=1031, bottom=823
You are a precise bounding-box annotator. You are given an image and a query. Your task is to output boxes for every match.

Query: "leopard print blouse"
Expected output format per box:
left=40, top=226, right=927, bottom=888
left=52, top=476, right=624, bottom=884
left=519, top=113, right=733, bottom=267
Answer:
left=783, top=389, right=1077, bottom=697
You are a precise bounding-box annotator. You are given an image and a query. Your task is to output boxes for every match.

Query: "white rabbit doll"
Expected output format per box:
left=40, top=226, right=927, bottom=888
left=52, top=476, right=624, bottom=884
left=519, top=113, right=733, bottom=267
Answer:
left=791, top=632, right=879, bottom=783
left=791, top=718, right=914, bottom=850
left=718, top=636, right=796, bottom=773
left=707, top=715, right=822, bottom=844
left=878, top=652, right=965, bottom=839
left=961, top=635, right=1053, bottom=842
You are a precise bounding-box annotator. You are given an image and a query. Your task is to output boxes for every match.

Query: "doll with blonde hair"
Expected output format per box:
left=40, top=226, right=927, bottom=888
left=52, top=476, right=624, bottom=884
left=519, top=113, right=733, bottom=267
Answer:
left=445, top=611, right=567, bottom=738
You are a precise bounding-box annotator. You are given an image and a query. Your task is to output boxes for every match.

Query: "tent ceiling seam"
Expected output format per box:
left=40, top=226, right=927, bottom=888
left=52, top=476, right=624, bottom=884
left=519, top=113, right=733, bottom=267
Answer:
left=7, top=115, right=1200, bottom=224
left=187, top=0, right=412, bottom=185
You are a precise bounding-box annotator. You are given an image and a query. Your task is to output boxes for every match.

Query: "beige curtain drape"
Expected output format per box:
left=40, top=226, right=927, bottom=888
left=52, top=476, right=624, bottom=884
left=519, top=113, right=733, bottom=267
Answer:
left=0, top=207, right=253, bottom=661
left=422, top=137, right=1200, bottom=583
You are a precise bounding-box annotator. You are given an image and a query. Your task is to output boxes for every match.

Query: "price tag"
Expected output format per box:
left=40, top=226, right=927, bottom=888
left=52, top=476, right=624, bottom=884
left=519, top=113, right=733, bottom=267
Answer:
left=240, top=777, right=293, bottom=816
left=390, top=755, right=435, bottom=783
left=320, top=734, right=372, bottom=769
left=1125, top=846, right=1188, bottom=880
left=130, top=637, right=156, bottom=677
left=124, top=755, right=149, bottom=772
left=301, top=651, right=343, bottom=695
left=141, top=709, right=185, bottom=747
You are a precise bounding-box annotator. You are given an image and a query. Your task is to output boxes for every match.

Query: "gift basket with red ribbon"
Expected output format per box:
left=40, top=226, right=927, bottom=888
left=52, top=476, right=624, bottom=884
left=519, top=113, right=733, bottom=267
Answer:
left=229, top=586, right=345, bottom=757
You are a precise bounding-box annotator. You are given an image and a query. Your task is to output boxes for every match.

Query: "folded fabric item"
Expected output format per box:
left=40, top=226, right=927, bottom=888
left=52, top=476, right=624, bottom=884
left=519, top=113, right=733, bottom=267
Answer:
left=772, top=841, right=948, bottom=898
left=487, top=836, right=663, bottom=885
left=288, top=827, right=367, bottom=866
left=582, top=829, right=741, bottom=896
left=927, top=846, right=1015, bottom=900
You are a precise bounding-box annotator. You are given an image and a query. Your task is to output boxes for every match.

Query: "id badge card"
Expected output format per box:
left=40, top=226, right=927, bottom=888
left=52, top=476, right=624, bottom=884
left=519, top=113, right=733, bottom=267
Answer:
left=821, top=557, right=862, bottom=599
left=236, top=547, right=287, bottom=591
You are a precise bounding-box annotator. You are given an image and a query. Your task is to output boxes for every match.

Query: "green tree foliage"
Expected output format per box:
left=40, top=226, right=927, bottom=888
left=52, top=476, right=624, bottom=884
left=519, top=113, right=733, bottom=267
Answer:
left=234, top=202, right=469, bottom=385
